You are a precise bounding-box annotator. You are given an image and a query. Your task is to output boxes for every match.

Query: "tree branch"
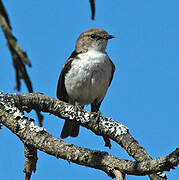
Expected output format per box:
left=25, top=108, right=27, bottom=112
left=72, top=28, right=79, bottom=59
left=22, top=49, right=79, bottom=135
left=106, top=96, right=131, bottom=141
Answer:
left=0, top=2, right=43, bottom=126
left=0, top=1, right=34, bottom=93
left=0, top=0, right=11, bottom=29
left=89, top=0, right=95, bottom=20
left=113, top=170, right=126, bottom=180
left=23, top=144, right=38, bottom=180
left=0, top=4, right=31, bottom=67
left=0, top=93, right=178, bottom=178
left=0, top=92, right=178, bottom=179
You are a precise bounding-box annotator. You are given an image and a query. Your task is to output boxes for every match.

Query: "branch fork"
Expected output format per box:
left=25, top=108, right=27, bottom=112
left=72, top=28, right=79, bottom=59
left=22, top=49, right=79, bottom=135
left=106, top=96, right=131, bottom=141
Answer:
left=0, top=92, right=178, bottom=180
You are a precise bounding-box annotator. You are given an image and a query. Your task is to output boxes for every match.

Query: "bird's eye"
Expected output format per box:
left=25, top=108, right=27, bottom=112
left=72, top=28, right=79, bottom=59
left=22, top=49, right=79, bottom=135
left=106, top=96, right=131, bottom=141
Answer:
left=90, top=34, right=96, bottom=39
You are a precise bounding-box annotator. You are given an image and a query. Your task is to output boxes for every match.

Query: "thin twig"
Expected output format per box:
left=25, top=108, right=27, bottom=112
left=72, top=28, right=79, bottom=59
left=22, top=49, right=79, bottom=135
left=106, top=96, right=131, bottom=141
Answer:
left=89, top=0, right=95, bottom=20
left=0, top=3, right=43, bottom=125
left=0, top=11, right=31, bottom=66
left=23, top=144, right=38, bottom=180
left=113, top=170, right=126, bottom=180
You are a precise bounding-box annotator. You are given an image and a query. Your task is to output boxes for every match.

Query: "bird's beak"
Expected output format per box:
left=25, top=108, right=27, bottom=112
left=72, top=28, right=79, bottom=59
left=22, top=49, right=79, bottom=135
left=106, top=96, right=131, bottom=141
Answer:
left=104, top=35, right=115, bottom=40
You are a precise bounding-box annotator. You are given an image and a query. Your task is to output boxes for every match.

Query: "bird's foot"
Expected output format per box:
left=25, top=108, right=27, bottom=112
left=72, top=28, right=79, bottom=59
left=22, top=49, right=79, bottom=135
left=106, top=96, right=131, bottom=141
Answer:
left=74, top=102, right=84, bottom=111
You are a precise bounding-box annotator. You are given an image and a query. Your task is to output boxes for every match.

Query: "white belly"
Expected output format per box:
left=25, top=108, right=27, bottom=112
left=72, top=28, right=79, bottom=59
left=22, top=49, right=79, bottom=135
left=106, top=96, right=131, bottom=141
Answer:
left=65, top=50, right=112, bottom=105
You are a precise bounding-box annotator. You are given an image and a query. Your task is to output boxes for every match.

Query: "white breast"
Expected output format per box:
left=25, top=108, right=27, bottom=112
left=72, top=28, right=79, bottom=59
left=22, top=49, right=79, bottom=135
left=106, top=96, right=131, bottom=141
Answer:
left=65, top=50, right=112, bottom=105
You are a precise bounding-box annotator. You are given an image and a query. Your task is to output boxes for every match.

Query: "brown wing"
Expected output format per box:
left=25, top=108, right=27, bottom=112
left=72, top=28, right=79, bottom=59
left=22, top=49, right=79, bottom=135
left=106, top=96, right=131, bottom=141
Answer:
left=56, top=51, right=78, bottom=102
left=108, top=58, right=115, bottom=87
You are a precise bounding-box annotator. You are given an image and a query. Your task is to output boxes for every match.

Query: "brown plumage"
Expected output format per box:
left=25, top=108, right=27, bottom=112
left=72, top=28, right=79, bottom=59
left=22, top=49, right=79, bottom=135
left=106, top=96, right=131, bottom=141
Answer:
left=56, top=28, right=115, bottom=147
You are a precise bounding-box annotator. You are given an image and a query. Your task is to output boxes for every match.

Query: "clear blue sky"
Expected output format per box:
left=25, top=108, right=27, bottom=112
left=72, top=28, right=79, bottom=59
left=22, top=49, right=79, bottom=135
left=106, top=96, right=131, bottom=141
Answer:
left=0, top=1, right=178, bottom=179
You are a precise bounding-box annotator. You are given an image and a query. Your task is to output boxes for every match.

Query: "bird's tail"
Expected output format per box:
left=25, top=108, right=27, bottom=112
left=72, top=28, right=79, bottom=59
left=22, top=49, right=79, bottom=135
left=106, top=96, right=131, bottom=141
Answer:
left=60, top=120, right=80, bottom=139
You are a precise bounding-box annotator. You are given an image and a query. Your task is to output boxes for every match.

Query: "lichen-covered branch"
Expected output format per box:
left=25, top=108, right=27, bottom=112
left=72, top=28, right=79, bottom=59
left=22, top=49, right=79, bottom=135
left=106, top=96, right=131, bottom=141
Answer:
left=0, top=93, right=178, bottom=178
left=1, top=93, right=178, bottom=179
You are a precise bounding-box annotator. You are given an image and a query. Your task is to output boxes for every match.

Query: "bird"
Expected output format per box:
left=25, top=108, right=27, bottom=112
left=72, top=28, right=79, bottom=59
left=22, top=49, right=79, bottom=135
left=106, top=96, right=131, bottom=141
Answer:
left=56, top=28, right=115, bottom=148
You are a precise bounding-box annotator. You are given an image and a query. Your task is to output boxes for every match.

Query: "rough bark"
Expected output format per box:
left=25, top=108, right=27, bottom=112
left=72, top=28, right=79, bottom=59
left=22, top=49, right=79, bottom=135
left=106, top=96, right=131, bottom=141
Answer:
left=0, top=92, right=178, bottom=179
left=23, top=144, right=38, bottom=180
left=0, top=1, right=43, bottom=126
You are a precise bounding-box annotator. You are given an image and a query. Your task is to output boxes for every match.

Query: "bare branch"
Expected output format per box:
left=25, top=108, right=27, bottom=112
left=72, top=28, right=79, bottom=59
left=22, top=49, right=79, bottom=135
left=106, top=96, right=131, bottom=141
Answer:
left=8, top=44, right=33, bottom=92
left=89, top=0, right=95, bottom=20
left=113, top=170, right=126, bottom=180
left=0, top=2, right=44, bottom=129
left=0, top=1, right=32, bottom=91
left=23, top=144, right=38, bottom=180
left=0, top=95, right=178, bottom=178
left=0, top=0, right=11, bottom=29
left=1, top=93, right=178, bottom=179
left=0, top=9, right=31, bottom=66
left=0, top=2, right=44, bottom=126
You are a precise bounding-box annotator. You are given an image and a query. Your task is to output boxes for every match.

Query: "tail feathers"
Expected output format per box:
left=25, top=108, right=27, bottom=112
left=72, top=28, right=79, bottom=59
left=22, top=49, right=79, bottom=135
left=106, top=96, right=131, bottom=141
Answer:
left=60, top=120, right=80, bottom=139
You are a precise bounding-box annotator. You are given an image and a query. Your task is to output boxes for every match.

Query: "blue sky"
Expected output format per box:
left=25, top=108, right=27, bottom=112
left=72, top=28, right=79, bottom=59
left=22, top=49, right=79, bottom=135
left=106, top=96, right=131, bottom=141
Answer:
left=0, top=0, right=178, bottom=179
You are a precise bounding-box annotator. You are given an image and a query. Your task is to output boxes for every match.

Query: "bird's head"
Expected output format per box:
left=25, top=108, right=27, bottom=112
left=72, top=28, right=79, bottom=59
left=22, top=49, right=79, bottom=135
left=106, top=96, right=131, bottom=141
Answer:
left=75, top=28, right=114, bottom=53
